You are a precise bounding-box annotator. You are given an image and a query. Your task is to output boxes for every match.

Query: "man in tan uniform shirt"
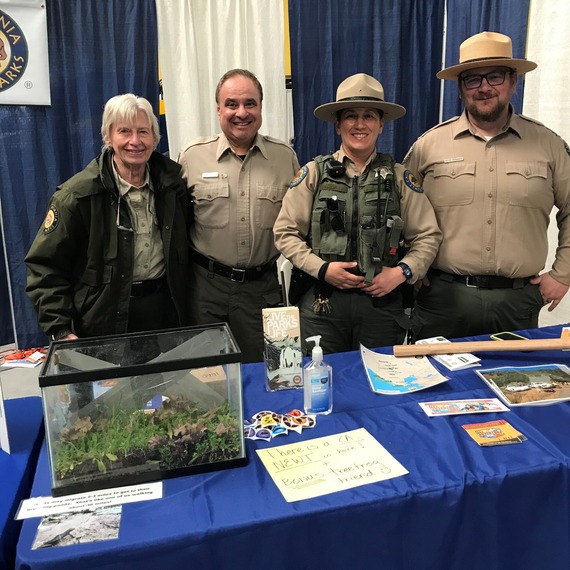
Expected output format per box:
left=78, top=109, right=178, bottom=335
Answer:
left=178, top=69, right=299, bottom=362
left=404, top=32, right=570, bottom=340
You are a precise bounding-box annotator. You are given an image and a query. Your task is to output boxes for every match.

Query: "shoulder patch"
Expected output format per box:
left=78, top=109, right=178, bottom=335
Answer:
left=43, top=205, right=60, bottom=233
left=290, top=165, right=308, bottom=188
left=403, top=170, right=423, bottom=193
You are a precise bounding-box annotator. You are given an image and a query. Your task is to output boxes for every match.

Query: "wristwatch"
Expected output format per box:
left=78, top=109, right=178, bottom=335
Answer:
left=398, top=262, right=413, bottom=282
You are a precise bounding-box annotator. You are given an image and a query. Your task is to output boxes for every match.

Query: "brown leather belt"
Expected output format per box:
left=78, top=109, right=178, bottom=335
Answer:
left=191, top=249, right=275, bottom=283
left=130, top=276, right=166, bottom=297
left=430, top=269, right=531, bottom=289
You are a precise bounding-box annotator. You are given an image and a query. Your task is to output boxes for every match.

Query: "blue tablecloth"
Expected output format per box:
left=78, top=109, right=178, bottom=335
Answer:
left=1, top=397, right=44, bottom=570
left=15, top=326, right=570, bottom=570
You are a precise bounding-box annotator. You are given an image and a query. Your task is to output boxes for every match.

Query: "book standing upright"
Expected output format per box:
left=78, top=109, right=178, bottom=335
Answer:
left=262, top=307, right=303, bottom=391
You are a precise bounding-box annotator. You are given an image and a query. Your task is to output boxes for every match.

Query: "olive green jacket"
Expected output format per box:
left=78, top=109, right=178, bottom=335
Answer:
left=25, top=148, right=193, bottom=340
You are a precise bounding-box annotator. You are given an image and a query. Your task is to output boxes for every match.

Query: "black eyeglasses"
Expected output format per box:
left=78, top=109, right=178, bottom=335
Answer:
left=460, top=70, right=512, bottom=90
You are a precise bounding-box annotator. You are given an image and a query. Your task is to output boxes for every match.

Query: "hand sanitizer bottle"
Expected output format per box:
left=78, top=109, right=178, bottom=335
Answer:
left=303, top=335, right=333, bottom=415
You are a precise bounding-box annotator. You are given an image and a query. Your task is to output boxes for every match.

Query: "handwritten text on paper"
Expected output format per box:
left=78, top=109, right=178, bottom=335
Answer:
left=256, top=428, right=408, bottom=502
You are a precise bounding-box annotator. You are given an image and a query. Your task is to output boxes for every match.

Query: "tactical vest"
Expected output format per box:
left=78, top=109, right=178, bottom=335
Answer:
left=311, top=154, right=403, bottom=284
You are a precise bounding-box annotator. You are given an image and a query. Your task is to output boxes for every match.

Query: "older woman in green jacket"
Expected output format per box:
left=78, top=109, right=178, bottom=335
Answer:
left=25, top=94, right=193, bottom=342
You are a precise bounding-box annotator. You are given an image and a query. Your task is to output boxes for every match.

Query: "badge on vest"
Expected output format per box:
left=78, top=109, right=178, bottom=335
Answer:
left=290, top=165, right=308, bottom=188
left=403, top=170, right=423, bottom=193
left=43, top=205, right=60, bottom=233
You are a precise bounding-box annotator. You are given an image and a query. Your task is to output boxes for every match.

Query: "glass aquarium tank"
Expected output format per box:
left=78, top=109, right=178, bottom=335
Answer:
left=39, top=324, right=246, bottom=496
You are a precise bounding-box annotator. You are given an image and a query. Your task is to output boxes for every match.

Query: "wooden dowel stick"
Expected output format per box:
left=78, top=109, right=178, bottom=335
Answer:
left=393, top=338, right=570, bottom=357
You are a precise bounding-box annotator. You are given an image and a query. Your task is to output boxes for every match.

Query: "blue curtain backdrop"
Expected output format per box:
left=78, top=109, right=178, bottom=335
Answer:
left=442, top=0, right=531, bottom=119
left=288, top=0, right=446, bottom=167
left=0, top=0, right=533, bottom=347
left=289, top=0, right=531, bottom=167
left=0, top=0, right=159, bottom=348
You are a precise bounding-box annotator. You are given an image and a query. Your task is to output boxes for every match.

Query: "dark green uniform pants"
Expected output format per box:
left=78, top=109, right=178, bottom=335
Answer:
left=189, top=262, right=282, bottom=363
left=412, top=271, right=544, bottom=341
left=299, top=286, right=408, bottom=355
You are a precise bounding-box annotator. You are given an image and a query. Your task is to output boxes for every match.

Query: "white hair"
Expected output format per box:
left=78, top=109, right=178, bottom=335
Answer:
left=101, top=93, right=160, bottom=148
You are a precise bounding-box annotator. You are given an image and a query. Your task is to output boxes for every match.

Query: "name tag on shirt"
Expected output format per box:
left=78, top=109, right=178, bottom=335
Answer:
left=202, top=172, right=219, bottom=178
left=443, top=157, right=464, bottom=163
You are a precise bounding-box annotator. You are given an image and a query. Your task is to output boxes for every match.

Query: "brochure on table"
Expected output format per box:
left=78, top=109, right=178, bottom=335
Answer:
left=419, top=398, right=509, bottom=417
left=462, top=419, right=527, bottom=446
left=0, top=347, right=46, bottom=368
left=415, top=336, right=481, bottom=371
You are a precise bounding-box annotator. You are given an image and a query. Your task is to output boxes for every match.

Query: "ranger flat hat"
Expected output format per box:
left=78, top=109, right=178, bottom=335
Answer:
left=437, top=31, right=537, bottom=80
left=314, top=73, right=406, bottom=122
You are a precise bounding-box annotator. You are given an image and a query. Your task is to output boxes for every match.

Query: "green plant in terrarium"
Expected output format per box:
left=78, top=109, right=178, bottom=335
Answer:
left=54, top=397, right=241, bottom=481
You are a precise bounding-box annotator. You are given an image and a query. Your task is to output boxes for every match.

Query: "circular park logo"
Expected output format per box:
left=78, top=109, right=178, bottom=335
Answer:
left=0, top=9, right=29, bottom=93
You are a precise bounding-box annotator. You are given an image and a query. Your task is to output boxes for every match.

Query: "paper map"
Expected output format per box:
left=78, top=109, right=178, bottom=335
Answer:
left=360, top=344, right=449, bottom=394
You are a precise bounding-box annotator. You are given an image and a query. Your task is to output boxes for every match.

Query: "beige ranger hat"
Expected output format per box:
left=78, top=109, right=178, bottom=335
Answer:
left=314, top=73, right=406, bottom=122
left=437, top=31, right=537, bottom=80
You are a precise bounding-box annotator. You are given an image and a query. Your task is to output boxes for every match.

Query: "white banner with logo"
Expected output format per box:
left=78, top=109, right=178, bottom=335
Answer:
left=0, top=0, right=50, bottom=105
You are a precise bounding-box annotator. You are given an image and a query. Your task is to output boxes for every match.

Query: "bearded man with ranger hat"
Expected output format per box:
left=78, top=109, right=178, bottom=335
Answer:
left=404, top=31, right=570, bottom=341
left=274, top=73, right=441, bottom=354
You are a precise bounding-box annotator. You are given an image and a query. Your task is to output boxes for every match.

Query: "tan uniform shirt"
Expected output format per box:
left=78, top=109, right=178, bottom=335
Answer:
left=114, top=168, right=165, bottom=281
left=405, top=110, right=570, bottom=283
left=273, top=148, right=442, bottom=283
left=178, top=132, right=299, bottom=268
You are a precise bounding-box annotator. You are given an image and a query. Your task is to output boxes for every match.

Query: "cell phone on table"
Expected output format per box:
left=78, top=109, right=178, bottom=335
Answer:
left=490, top=331, right=528, bottom=341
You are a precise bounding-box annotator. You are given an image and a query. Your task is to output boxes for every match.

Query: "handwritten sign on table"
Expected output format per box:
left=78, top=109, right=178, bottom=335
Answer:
left=256, top=428, right=408, bottom=502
